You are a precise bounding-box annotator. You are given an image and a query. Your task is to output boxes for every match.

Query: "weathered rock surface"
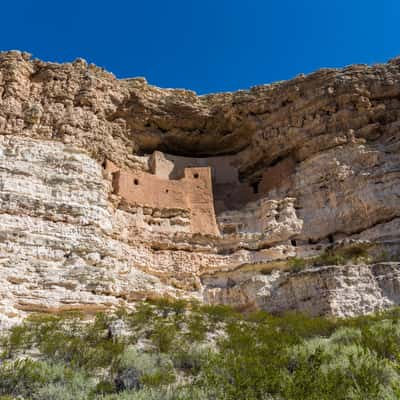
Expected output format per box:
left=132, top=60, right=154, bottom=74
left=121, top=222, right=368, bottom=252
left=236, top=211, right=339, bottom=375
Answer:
left=204, top=262, right=400, bottom=317
left=0, top=50, right=400, bottom=323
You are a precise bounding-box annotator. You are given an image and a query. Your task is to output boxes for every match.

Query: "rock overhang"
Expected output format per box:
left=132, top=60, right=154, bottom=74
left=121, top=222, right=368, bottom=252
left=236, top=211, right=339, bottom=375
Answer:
left=0, top=51, right=400, bottom=321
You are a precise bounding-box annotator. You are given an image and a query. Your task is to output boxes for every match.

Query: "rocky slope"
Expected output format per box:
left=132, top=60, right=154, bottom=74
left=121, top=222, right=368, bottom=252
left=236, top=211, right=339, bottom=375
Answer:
left=0, top=50, right=400, bottom=325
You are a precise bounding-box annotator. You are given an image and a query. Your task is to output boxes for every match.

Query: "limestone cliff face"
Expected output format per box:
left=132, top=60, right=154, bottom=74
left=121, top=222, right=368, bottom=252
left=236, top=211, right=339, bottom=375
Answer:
left=1, top=50, right=400, bottom=325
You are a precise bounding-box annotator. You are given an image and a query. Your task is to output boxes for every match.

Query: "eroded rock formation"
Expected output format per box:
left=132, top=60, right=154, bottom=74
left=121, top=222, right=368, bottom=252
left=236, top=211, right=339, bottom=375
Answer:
left=1, top=50, right=400, bottom=325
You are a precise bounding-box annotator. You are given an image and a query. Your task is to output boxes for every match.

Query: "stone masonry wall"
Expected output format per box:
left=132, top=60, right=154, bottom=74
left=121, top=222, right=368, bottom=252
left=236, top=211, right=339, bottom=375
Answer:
left=106, top=161, right=219, bottom=236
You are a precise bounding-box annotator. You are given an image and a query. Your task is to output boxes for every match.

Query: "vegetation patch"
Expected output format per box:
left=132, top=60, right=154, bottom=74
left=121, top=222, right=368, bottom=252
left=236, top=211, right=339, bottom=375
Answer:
left=287, top=243, right=373, bottom=273
left=1, top=301, right=400, bottom=399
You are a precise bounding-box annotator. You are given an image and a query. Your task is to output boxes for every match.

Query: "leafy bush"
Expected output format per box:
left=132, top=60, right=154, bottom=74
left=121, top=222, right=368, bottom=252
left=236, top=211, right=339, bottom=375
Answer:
left=185, top=313, right=208, bottom=342
left=172, top=342, right=211, bottom=374
left=284, top=343, right=400, bottom=400
left=148, top=298, right=188, bottom=316
left=199, top=303, right=241, bottom=324
left=127, top=302, right=156, bottom=330
left=286, top=243, right=372, bottom=273
left=150, top=322, right=177, bottom=353
left=287, top=256, right=308, bottom=272
left=117, top=346, right=175, bottom=388
left=330, top=326, right=362, bottom=345
left=360, top=319, right=400, bottom=361
left=0, top=359, right=94, bottom=399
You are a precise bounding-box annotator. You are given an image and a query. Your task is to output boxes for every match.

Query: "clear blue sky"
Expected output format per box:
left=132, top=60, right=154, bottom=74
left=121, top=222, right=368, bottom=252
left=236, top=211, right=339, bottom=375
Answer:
left=1, top=0, right=398, bottom=94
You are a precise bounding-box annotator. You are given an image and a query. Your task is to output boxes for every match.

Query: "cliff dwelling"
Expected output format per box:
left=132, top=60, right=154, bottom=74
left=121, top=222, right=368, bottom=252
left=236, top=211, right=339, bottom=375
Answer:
left=105, top=151, right=296, bottom=237
left=2, top=52, right=400, bottom=323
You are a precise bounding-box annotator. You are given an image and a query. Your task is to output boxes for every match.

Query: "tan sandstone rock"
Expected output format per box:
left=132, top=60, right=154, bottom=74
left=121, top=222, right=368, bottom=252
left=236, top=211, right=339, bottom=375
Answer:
left=0, top=50, right=400, bottom=323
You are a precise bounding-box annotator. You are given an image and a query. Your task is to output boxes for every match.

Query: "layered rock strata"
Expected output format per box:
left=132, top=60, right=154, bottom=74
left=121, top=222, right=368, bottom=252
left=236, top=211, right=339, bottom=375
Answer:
left=0, top=50, right=400, bottom=323
left=204, top=262, right=400, bottom=317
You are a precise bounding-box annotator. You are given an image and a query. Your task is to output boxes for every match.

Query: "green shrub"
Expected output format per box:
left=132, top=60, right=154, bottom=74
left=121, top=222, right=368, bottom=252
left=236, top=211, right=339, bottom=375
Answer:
left=117, top=346, right=175, bottom=388
left=313, top=244, right=371, bottom=267
left=313, top=251, right=345, bottom=266
left=94, top=380, right=117, bottom=396
left=330, top=327, right=362, bottom=345
left=199, top=304, right=241, bottom=324
left=0, top=359, right=94, bottom=399
left=283, top=343, right=400, bottom=400
left=172, top=343, right=211, bottom=374
left=271, top=311, right=337, bottom=339
left=360, top=320, right=400, bottom=361
left=286, top=244, right=372, bottom=272
left=3, top=300, right=400, bottom=399
left=33, top=368, right=92, bottom=400
left=185, top=313, right=207, bottom=342
left=287, top=256, right=308, bottom=272
left=150, top=322, right=177, bottom=353
left=340, top=244, right=370, bottom=261
left=148, top=298, right=188, bottom=316
left=0, top=358, right=49, bottom=396
left=127, top=302, right=156, bottom=329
